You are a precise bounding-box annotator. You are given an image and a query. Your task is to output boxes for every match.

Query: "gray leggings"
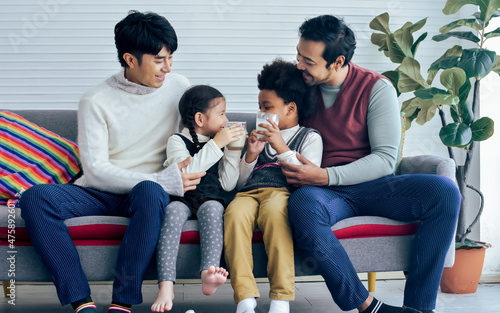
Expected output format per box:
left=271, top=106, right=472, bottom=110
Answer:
left=156, top=200, right=224, bottom=283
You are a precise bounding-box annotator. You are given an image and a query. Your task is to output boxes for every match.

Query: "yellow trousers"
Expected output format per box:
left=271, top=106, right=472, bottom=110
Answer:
left=224, top=187, right=295, bottom=303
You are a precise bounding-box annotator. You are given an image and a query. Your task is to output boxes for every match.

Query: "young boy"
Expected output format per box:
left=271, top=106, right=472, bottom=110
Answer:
left=223, top=59, right=323, bottom=313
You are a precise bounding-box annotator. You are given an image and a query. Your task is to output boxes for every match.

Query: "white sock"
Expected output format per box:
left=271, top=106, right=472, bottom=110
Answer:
left=236, top=297, right=257, bottom=313
left=269, top=300, right=289, bottom=313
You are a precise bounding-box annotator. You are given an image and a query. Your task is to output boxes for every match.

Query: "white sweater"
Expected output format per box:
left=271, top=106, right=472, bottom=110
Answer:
left=164, top=128, right=241, bottom=192
left=76, top=69, right=190, bottom=194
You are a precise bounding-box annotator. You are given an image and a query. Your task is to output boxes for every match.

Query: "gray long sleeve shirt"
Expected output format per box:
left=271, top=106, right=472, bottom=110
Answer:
left=320, top=78, right=401, bottom=186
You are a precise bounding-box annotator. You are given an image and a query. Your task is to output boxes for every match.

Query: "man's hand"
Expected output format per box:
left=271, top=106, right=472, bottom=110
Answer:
left=177, top=157, right=206, bottom=193
left=280, top=153, right=329, bottom=187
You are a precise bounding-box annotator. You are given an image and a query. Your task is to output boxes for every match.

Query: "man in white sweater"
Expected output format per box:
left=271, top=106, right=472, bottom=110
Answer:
left=19, top=11, right=202, bottom=313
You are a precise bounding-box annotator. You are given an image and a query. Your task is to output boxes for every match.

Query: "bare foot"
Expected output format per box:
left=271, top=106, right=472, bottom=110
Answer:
left=151, top=281, right=175, bottom=312
left=201, top=266, right=228, bottom=295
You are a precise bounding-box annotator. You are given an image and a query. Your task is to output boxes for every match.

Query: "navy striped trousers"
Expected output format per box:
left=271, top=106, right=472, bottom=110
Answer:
left=288, top=174, right=461, bottom=311
left=19, top=181, right=168, bottom=306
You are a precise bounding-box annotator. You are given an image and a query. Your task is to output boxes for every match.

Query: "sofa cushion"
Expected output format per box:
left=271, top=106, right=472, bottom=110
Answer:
left=0, top=111, right=81, bottom=206
left=0, top=206, right=418, bottom=246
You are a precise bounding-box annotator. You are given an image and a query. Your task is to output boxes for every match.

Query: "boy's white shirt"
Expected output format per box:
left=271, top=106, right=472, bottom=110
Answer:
left=237, top=124, right=323, bottom=190
left=164, top=128, right=241, bottom=192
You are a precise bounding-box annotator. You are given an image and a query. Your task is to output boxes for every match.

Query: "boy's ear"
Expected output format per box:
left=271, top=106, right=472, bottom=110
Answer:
left=194, top=112, right=204, bottom=127
left=123, top=53, right=137, bottom=68
left=287, top=102, right=297, bottom=115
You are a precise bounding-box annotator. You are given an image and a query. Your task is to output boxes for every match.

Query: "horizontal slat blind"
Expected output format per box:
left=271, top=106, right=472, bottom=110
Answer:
left=0, top=0, right=473, bottom=156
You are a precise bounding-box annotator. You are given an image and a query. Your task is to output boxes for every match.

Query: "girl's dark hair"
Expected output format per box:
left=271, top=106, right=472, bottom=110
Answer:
left=178, top=85, right=224, bottom=149
left=299, top=15, right=356, bottom=68
left=114, top=10, right=178, bottom=68
left=257, top=59, right=314, bottom=123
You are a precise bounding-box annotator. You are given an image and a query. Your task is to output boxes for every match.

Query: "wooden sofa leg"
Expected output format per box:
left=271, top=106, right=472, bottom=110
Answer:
left=368, top=272, right=376, bottom=292
left=3, top=281, right=8, bottom=298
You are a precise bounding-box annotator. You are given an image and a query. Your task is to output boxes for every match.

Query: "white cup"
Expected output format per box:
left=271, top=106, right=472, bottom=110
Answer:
left=225, top=122, right=247, bottom=150
left=256, top=112, right=279, bottom=139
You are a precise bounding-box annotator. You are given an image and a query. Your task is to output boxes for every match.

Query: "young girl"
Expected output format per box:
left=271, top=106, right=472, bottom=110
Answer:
left=151, top=85, right=244, bottom=313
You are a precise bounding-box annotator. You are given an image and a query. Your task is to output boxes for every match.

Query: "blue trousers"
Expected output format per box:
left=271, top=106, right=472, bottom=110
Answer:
left=288, top=174, right=461, bottom=311
left=19, top=181, right=168, bottom=306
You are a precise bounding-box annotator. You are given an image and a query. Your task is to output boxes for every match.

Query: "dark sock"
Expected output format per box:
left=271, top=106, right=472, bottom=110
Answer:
left=71, top=296, right=97, bottom=313
left=364, top=298, right=421, bottom=313
left=109, top=301, right=132, bottom=312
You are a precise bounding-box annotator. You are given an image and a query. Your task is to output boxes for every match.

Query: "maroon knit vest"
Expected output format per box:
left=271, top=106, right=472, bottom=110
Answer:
left=303, top=63, right=384, bottom=168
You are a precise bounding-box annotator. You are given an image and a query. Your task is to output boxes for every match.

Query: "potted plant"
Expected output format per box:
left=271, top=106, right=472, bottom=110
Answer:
left=370, top=0, right=499, bottom=294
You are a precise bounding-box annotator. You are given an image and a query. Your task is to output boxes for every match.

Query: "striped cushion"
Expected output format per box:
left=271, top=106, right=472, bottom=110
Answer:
left=0, top=111, right=81, bottom=206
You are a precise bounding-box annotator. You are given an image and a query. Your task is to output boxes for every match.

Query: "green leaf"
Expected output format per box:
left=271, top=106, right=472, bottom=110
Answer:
left=370, top=12, right=391, bottom=34
left=440, top=68, right=467, bottom=95
left=439, top=122, right=473, bottom=147
left=402, top=97, right=419, bottom=116
left=396, top=57, right=429, bottom=92
left=427, top=46, right=463, bottom=85
left=387, top=33, right=407, bottom=63
left=427, top=70, right=439, bottom=86
left=459, top=100, right=474, bottom=125
left=492, top=56, right=500, bottom=75
left=415, top=98, right=438, bottom=125
left=450, top=106, right=460, bottom=122
left=411, top=32, right=428, bottom=57
left=371, top=33, right=388, bottom=49
left=401, top=98, right=420, bottom=129
left=471, top=116, right=495, bottom=141
left=429, top=56, right=460, bottom=71
left=478, top=0, right=500, bottom=25
left=432, top=31, right=481, bottom=43
left=433, top=93, right=460, bottom=105
left=473, top=11, right=500, bottom=27
left=458, top=78, right=472, bottom=104
left=456, top=238, right=491, bottom=249
left=382, top=70, right=401, bottom=97
left=457, top=48, right=497, bottom=78
left=443, top=0, right=481, bottom=16
left=485, top=27, right=500, bottom=38
left=407, top=17, right=428, bottom=33
left=393, top=28, right=414, bottom=58
left=414, top=87, right=449, bottom=99
left=439, top=18, right=482, bottom=33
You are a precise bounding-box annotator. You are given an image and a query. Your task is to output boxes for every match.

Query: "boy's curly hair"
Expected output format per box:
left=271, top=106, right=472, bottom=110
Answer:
left=257, top=59, right=314, bottom=122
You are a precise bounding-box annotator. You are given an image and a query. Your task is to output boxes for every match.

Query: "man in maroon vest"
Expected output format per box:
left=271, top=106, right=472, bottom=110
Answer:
left=281, top=15, right=461, bottom=313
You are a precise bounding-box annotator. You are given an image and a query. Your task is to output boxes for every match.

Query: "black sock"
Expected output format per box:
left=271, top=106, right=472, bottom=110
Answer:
left=71, top=296, right=97, bottom=312
left=364, top=298, right=421, bottom=313
left=109, top=301, right=132, bottom=312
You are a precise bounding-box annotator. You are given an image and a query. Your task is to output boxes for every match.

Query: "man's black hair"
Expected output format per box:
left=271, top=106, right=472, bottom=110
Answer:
left=257, top=59, right=314, bottom=123
left=114, top=10, right=178, bottom=68
left=299, top=15, right=356, bottom=68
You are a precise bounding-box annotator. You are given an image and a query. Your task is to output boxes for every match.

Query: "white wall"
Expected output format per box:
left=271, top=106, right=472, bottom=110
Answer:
left=0, top=0, right=497, bottom=272
left=481, top=17, right=500, bottom=275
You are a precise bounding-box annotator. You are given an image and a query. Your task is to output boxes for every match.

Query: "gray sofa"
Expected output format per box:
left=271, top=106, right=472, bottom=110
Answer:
left=0, top=109, right=456, bottom=296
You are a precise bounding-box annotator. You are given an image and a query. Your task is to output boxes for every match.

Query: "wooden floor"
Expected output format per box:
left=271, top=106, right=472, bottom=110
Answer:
left=1, top=279, right=499, bottom=312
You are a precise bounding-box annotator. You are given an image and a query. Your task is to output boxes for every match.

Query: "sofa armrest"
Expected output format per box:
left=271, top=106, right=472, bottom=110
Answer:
left=399, top=155, right=456, bottom=182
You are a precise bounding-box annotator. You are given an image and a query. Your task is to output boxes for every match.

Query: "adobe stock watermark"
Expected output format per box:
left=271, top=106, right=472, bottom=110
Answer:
left=7, top=0, right=71, bottom=53
left=213, top=0, right=244, bottom=21
left=5, top=189, right=24, bottom=306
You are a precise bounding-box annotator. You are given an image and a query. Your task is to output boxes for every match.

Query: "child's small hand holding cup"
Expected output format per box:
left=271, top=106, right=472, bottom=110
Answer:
left=214, top=122, right=247, bottom=150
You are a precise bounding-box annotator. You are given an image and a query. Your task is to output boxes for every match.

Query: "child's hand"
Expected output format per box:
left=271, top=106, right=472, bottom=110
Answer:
left=213, top=124, right=244, bottom=149
left=257, top=119, right=290, bottom=154
left=245, top=130, right=265, bottom=163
